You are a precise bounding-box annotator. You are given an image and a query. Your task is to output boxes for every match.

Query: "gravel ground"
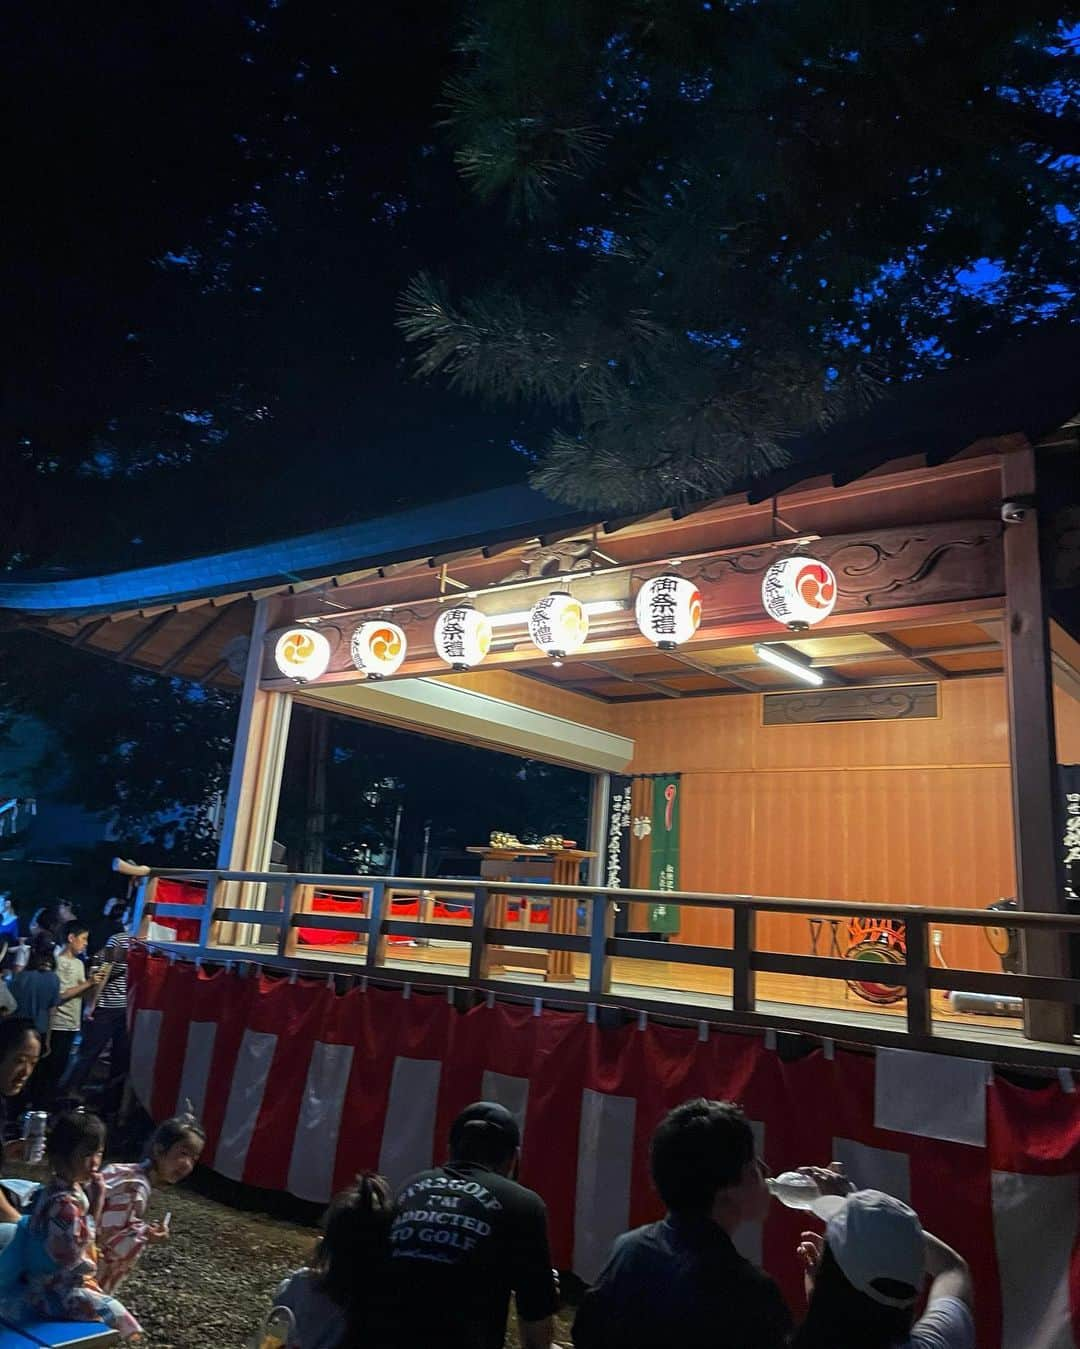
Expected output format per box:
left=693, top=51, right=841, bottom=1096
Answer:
left=108, top=1183, right=574, bottom=1348
left=122, top=1184, right=315, bottom=1348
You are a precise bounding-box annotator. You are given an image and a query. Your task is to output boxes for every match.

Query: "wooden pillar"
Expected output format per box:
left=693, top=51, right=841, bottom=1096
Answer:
left=586, top=774, right=610, bottom=888
left=302, top=710, right=328, bottom=874
left=214, top=598, right=293, bottom=945
left=1001, top=448, right=1071, bottom=1043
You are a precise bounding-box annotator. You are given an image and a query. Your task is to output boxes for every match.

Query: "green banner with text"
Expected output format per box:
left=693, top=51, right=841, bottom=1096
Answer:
left=648, top=775, right=681, bottom=933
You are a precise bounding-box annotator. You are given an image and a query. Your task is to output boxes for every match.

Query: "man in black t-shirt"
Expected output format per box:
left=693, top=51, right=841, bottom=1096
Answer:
left=573, top=1098, right=791, bottom=1349
left=385, top=1101, right=558, bottom=1349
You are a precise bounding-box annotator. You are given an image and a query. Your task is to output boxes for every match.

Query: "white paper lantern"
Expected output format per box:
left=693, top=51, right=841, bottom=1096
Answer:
left=273, top=627, right=332, bottom=681
left=350, top=621, right=407, bottom=678
left=761, top=556, right=838, bottom=629
left=635, top=574, right=702, bottom=649
left=433, top=604, right=492, bottom=671
left=528, top=591, right=589, bottom=660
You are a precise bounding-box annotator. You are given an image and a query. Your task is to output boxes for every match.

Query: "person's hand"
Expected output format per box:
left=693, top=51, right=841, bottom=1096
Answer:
left=797, top=1161, right=853, bottom=1198
left=84, top=1173, right=106, bottom=1214
left=146, top=1223, right=170, bottom=1244
left=798, top=1230, right=824, bottom=1301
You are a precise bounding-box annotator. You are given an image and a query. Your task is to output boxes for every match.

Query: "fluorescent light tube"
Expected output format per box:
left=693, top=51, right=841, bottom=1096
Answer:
left=753, top=644, right=825, bottom=686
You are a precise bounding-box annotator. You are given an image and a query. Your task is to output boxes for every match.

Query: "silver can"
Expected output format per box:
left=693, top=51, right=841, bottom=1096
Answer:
left=21, top=1111, right=47, bottom=1164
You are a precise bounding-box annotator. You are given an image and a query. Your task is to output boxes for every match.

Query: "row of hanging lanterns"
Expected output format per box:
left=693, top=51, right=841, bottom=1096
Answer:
left=272, top=557, right=838, bottom=681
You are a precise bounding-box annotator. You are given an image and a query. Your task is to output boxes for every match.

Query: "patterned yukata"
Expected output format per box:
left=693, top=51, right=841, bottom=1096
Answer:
left=95, top=1162, right=153, bottom=1294
left=11, top=1178, right=141, bottom=1339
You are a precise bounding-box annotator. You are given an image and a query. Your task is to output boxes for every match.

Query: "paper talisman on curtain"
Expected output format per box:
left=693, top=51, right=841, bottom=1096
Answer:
left=648, top=775, right=682, bottom=933
left=605, top=776, right=633, bottom=889
left=1063, top=765, right=1080, bottom=903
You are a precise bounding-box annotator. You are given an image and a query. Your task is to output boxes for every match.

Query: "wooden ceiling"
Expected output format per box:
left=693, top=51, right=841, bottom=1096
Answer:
left=25, top=449, right=1012, bottom=696
left=518, top=619, right=1004, bottom=702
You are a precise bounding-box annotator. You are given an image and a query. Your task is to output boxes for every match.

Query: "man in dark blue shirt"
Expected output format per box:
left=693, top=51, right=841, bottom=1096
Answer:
left=573, top=1098, right=791, bottom=1349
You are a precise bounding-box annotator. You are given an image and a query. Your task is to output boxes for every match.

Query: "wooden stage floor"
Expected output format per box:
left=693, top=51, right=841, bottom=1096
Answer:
left=255, top=936, right=1078, bottom=1061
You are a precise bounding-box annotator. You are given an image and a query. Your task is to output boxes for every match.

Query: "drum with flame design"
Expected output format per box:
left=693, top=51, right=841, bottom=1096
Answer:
left=844, top=916, right=907, bottom=1005
left=350, top=621, right=407, bottom=678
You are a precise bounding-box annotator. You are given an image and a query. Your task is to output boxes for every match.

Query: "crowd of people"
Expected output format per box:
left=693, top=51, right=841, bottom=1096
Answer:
left=0, top=1014, right=205, bottom=1341
left=0, top=894, right=133, bottom=1115
left=260, top=1097, right=973, bottom=1349
left=0, top=893, right=974, bottom=1349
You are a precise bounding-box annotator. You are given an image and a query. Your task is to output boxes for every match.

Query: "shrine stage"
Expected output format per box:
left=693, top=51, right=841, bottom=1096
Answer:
left=267, top=935, right=1040, bottom=1053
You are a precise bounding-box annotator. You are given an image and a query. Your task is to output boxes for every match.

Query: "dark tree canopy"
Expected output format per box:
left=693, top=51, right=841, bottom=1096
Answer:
left=399, top=0, right=1080, bottom=509
left=2, top=4, right=548, bottom=860
left=5, top=5, right=1080, bottom=865
left=3, top=1, right=544, bottom=575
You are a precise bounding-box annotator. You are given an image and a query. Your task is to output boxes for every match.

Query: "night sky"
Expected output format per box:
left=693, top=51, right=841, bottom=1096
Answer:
left=5, top=3, right=541, bottom=570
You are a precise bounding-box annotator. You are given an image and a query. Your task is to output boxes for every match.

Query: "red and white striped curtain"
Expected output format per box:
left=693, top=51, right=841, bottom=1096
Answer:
left=128, top=949, right=1080, bottom=1349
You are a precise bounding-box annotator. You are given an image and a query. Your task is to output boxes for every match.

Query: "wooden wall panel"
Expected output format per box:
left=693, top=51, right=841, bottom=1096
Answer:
left=611, top=678, right=1015, bottom=971
left=1056, top=685, right=1080, bottom=763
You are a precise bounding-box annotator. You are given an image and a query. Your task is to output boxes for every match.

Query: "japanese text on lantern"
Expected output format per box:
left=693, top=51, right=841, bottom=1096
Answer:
left=648, top=576, right=679, bottom=637
left=442, top=616, right=465, bottom=660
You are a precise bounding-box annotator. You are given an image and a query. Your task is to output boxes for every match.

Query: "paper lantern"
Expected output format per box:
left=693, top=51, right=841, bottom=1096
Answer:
left=350, top=621, right=407, bottom=678
left=761, top=557, right=837, bottom=629
left=528, top=591, right=589, bottom=660
left=273, top=627, right=332, bottom=681
left=635, top=574, right=702, bottom=649
left=433, top=604, right=492, bottom=671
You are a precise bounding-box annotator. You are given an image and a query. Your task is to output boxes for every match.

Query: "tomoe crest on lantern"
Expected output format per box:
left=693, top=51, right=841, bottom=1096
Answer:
left=761, top=557, right=837, bottom=629
left=274, top=627, right=332, bottom=681
left=433, top=604, right=492, bottom=671
left=635, top=574, right=702, bottom=649
left=350, top=620, right=407, bottom=677
left=528, top=591, right=589, bottom=658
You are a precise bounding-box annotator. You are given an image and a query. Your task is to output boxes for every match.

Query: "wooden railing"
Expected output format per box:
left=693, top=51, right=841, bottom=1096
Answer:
left=132, top=867, right=1080, bottom=1067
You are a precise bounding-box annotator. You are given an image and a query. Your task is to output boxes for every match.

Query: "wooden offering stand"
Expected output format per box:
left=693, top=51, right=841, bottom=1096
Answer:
left=467, top=846, right=595, bottom=982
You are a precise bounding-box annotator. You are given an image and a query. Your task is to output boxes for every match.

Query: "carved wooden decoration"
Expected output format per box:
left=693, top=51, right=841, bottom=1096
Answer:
left=762, top=684, right=939, bottom=726
left=259, top=518, right=1003, bottom=687
left=502, top=537, right=601, bottom=581
left=683, top=521, right=1003, bottom=609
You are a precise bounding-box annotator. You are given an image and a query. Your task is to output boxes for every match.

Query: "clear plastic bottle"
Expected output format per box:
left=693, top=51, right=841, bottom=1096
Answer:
left=767, top=1171, right=827, bottom=1210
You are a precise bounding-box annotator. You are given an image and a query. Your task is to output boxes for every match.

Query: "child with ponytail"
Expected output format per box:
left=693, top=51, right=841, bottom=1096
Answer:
left=94, top=1112, right=206, bottom=1293
left=1, top=1111, right=141, bottom=1339
left=268, top=1173, right=393, bottom=1349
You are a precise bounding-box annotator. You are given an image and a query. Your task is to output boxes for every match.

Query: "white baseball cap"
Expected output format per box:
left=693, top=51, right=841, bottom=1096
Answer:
left=815, top=1189, right=925, bottom=1307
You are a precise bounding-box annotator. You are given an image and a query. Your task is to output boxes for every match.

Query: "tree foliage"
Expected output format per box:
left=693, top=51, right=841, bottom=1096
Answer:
left=274, top=708, right=589, bottom=875
left=400, top=0, right=1080, bottom=508
left=0, top=637, right=236, bottom=863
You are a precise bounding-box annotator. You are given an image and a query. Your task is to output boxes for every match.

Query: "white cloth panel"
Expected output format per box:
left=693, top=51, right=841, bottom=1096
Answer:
left=480, top=1070, right=530, bottom=1142
left=573, top=1089, right=636, bottom=1283
left=832, top=1138, right=910, bottom=1203
left=176, top=1021, right=217, bottom=1121
left=875, top=1049, right=990, bottom=1147
left=992, top=1170, right=1080, bottom=1349
left=287, top=1041, right=355, bottom=1203
left=215, top=1029, right=277, bottom=1181
left=377, top=1057, right=442, bottom=1191
left=731, top=1120, right=765, bottom=1265
left=127, top=1009, right=162, bottom=1109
